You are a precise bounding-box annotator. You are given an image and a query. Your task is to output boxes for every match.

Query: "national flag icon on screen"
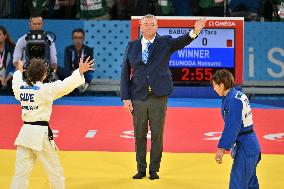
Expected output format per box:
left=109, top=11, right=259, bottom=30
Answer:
left=227, top=39, right=233, bottom=47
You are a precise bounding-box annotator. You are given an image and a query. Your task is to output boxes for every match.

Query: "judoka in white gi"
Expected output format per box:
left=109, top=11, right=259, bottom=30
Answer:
left=10, top=57, right=94, bottom=189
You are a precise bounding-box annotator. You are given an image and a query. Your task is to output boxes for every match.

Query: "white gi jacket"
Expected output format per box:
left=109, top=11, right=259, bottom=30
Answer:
left=12, top=69, right=85, bottom=151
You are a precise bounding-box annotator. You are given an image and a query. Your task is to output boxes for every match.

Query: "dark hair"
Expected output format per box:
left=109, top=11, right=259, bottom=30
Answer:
left=26, top=58, right=47, bottom=86
left=72, top=28, right=85, bottom=38
left=29, top=13, right=43, bottom=20
left=0, top=25, right=15, bottom=48
left=210, top=69, right=234, bottom=90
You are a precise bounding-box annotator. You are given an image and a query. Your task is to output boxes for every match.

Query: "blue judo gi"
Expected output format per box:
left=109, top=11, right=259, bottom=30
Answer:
left=218, top=88, right=261, bottom=189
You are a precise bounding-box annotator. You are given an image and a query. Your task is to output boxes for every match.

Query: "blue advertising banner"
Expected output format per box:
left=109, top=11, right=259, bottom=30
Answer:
left=244, top=22, right=284, bottom=82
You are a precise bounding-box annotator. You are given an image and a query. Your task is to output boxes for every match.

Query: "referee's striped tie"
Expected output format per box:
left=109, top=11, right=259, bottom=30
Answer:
left=142, top=42, right=151, bottom=64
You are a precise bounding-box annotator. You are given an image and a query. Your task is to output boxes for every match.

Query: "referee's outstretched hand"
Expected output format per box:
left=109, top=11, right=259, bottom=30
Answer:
left=193, top=18, right=207, bottom=35
left=79, top=56, right=95, bottom=75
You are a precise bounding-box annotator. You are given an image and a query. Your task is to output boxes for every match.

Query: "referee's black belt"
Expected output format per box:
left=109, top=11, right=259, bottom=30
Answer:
left=24, top=121, right=53, bottom=140
left=238, top=129, right=254, bottom=136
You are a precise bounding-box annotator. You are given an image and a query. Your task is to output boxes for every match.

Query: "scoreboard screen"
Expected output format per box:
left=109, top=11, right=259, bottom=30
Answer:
left=131, top=17, right=244, bottom=85
left=158, top=27, right=235, bottom=83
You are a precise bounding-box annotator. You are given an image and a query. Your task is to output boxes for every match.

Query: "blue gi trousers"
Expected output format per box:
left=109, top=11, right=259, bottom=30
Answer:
left=229, top=143, right=260, bottom=189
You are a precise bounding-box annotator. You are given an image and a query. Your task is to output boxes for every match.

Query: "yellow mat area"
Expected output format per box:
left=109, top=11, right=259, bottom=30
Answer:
left=1, top=150, right=283, bottom=189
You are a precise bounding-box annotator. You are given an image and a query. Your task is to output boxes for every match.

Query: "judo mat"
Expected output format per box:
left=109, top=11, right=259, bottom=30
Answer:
left=0, top=96, right=283, bottom=189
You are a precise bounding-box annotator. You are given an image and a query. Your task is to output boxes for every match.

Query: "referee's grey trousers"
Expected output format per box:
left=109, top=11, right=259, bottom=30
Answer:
left=132, top=94, right=168, bottom=173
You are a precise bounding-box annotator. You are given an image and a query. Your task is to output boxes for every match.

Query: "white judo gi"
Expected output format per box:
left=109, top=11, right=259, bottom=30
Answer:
left=10, top=69, right=85, bottom=189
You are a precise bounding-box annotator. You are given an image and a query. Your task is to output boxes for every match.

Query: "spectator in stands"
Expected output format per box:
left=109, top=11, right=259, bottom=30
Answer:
left=76, top=0, right=113, bottom=20
left=110, top=0, right=170, bottom=19
left=197, top=0, right=225, bottom=16
left=110, top=0, right=137, bottom=19
left=13, top=14, right=59, bottom=79
left=172, top=0, right=194, bottom=16
left=0, top=26, right=15, bottom=95
left=156, top=0, right=173, bottom=16
left=111, top=0, right=187, bottom=18
left=133, top=0, right=157, bottom=16
left=116, top=0, right=172, bottom=16
left=262, top=0, right=284, bottom=21
left=64, top=28, right=94, bottom=94
left=10, top=0, right=53, bottom=19
left=0, top=0, right=11, bottom=18
left=10, top=0, right=29, bottom=18
left=27, top=0, right=54, bottom=18
left=51, top=0, right=77, bottom=19
left=229, top=0, right=262, bottom=21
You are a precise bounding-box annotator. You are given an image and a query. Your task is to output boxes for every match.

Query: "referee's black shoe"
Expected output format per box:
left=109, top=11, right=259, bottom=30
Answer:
left=132, top=172, right=146, bottom=179
left=149, top=172, right=159, bottom=180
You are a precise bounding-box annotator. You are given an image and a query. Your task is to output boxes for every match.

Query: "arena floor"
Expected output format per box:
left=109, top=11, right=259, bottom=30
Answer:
left=0, top=96, right=283, bottom=189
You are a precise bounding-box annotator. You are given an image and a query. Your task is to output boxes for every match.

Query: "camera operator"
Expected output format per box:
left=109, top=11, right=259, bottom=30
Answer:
left=13, top=14, right=58, bottom=80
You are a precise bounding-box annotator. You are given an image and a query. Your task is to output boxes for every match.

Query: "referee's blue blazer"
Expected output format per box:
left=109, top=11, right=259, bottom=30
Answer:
left=120, top=33, right=195, bottom=101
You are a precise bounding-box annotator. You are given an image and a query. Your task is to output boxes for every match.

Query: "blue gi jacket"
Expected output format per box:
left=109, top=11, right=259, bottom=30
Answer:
left=218, top=88, right=261, bottom=156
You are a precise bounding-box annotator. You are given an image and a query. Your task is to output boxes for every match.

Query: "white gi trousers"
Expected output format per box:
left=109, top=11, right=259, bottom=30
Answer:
left=10, top=135, right=65, bottom=189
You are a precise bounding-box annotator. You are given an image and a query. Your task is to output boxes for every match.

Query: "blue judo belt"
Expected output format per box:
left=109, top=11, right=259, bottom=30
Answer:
left=24, top=121, right=53, bottom=140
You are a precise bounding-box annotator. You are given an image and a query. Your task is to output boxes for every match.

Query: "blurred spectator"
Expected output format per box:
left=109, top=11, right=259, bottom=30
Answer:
left=10, top=0, right=29, bottom=18
left=52, top=0, right=77, bottom=19
left=0, top=26, right=15, bottom=95
left=76, top=0, right=113, bottom=20
left=156, top=0, right=173, bottom=15
left=134, top=0, right=157, bottom=16
left=118, top=0, right=172, bottom=16
left=280, top=1, right=284, bottom=21
left=13, top=14, right=59, bottom=79
left=229, top=0, right=262, bottom=21
left=9, top=0, right=55, bottom=19
left=263, top=0, right=284, bottom=21
left=172, top=0, right=193, bottom=16
left=197, top=0, right=224, bottom=16
left=111, top=0, right=164, bottom=19
left=110, top=0, right=137, bottom=19
left=111, top=0, right=193, bottom=19
left=64, top=28, right=94, bottom=94
left=0, top=0, right=11, bottom=18
left=27, top=0, right=54, bottom=18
